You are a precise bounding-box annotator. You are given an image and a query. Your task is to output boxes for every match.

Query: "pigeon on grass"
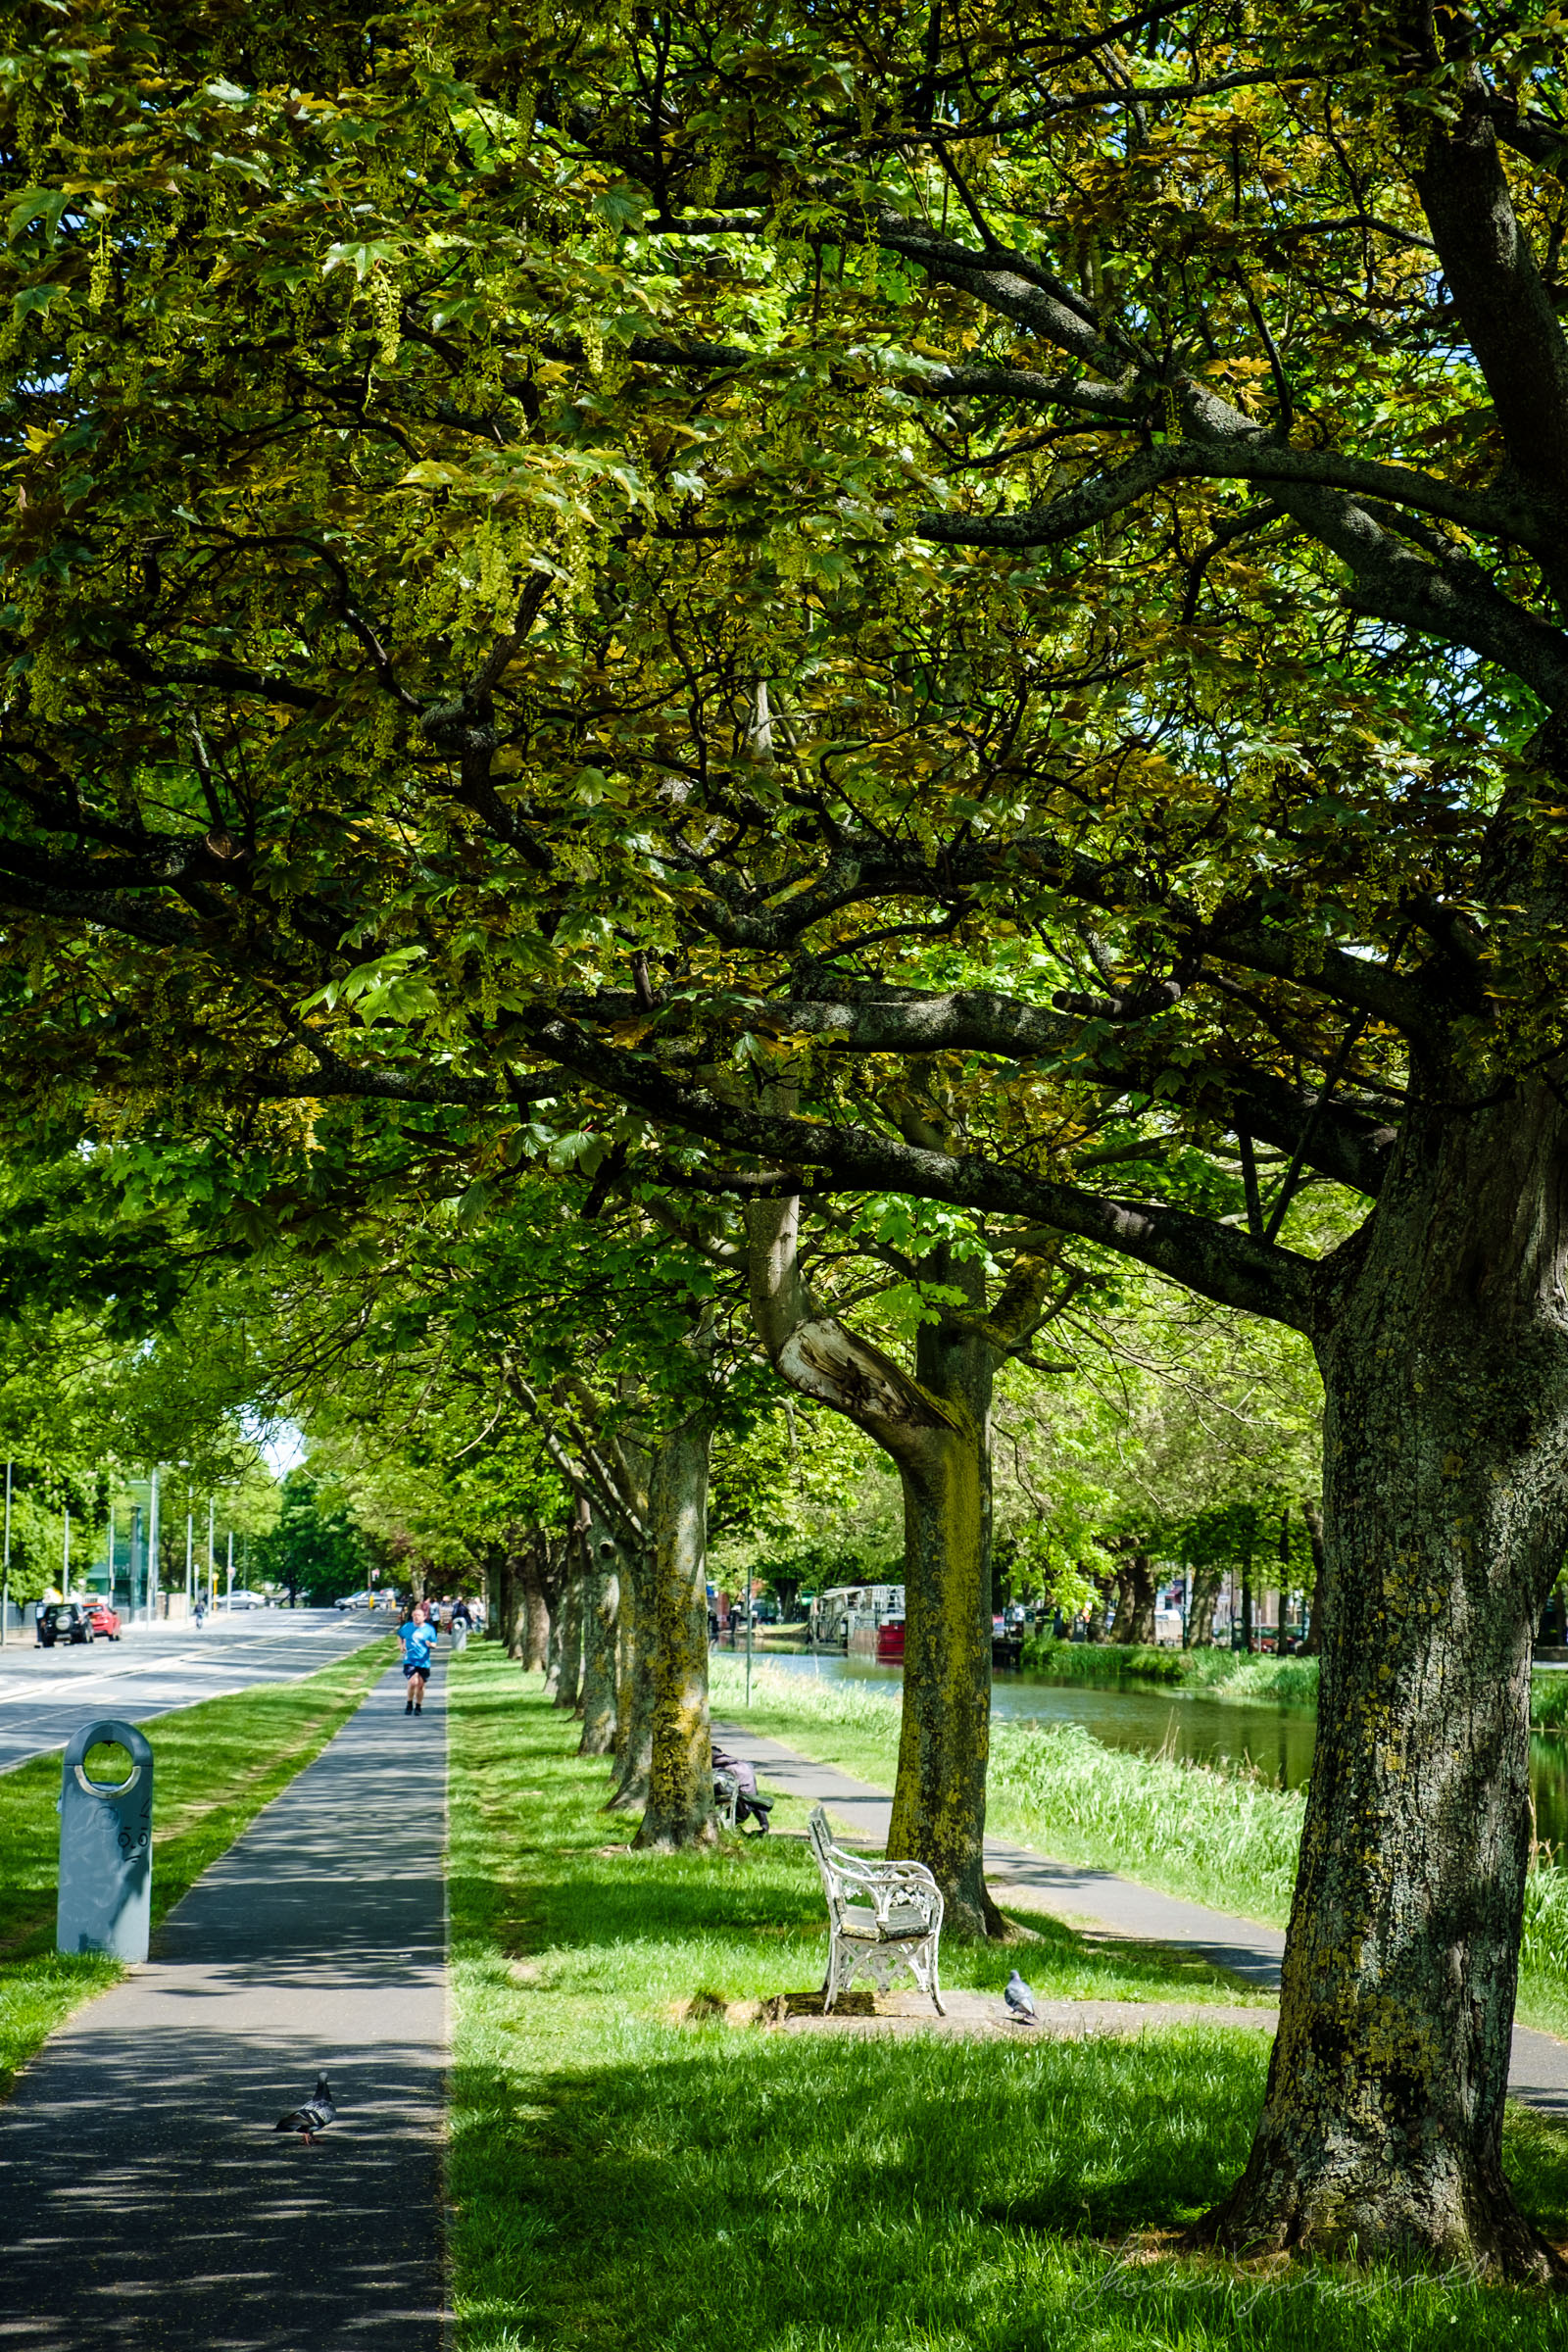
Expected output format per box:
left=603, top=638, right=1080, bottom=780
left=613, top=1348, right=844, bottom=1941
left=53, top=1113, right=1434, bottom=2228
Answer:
left=1004, top=1970, right=1039, bottom=2026
left=275, top=2074, right=335, bottom=2146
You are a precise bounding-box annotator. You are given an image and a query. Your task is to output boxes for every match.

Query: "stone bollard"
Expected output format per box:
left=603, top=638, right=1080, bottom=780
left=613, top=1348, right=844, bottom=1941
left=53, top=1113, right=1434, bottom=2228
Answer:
left=56, top=1719, right=154, bottom=1962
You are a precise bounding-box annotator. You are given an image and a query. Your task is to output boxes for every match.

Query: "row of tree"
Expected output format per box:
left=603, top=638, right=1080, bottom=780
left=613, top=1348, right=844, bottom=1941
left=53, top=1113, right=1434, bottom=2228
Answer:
left=6, top=0, right=1568, bottom=2269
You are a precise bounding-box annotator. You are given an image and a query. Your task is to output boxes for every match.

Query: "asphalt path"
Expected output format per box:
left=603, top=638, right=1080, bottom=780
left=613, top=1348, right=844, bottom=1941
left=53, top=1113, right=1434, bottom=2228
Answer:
left=0, top=1610, right=393, bottom=1773
left=718, top=1719, right=1568, bottom=2123
left=0, top=1655, right=448, bottom=2350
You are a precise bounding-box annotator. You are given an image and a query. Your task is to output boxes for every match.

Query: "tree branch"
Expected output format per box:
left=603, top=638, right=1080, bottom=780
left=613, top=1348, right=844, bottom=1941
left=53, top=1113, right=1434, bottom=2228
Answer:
left=528, top=1017, right=1321, bottom=1332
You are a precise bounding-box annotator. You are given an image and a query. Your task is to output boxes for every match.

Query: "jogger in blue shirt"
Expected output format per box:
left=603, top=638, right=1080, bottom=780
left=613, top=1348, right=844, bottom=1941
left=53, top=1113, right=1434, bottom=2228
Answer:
left=400, top=1608, right=435, bottom=1715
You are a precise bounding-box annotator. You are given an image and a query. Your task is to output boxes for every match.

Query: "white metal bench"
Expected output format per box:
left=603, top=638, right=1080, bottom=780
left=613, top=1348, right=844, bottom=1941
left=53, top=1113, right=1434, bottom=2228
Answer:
left=807, top=1804, right=946, bottom=2015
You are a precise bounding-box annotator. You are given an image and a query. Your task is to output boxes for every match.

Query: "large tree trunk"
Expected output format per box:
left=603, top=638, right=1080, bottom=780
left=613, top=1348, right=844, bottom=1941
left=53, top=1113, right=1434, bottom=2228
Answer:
left=634, top=1407, right=717, bottom=1850
left=1186, top=1561, right=1221, bottom=1648
left=518, top=1538, right=552, bottom=1670
left=1203, top=1072, right=1568, bottom=2277
left=543, top=1592, right=561, bottom=1694
left=577, top=1503, right=621, bottom=1758
left=747, top=1194, right=1021, bottom=1938
left=606, top=1535, right=657, bottom=1810
left=501, top=1547, right=528, bottom=1660
left=554, top=1565, right=584, bottom=1715
left=886, top=1255, right=1004, bottom=1940
left=1116, top=1550, right=1156, bottom=1645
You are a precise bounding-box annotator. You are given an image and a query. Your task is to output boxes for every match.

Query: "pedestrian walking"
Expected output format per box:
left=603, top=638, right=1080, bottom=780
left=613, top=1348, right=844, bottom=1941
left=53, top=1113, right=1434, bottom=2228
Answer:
left=450, top=1596, right=471, bottom=1655
left=399, top=1605, right=436, bottom=1716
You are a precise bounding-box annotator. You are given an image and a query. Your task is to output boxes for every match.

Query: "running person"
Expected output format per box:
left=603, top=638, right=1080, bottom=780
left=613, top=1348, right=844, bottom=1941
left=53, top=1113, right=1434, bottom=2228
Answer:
left=400, top=1605, right=436, bottom=1715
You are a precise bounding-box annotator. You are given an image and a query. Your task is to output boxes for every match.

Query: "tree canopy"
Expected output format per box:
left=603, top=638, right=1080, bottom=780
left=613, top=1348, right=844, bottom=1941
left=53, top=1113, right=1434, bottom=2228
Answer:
left=11, top=0, right=1568, bottom=2278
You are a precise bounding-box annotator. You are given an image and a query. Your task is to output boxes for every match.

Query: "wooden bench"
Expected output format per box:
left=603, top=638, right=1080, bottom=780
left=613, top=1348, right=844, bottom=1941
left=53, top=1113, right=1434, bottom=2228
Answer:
left=807, top=1804, right=946, bottom=2015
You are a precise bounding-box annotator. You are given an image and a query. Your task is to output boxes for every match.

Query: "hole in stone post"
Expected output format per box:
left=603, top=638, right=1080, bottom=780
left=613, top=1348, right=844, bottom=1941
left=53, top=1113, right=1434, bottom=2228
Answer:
left=81, top=1740, right=135, bottom=1790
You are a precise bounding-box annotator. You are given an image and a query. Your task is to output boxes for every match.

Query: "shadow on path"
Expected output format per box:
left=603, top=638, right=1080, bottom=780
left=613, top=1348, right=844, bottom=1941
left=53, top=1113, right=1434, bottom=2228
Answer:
left=0, top=1663, right=447, bottom=2351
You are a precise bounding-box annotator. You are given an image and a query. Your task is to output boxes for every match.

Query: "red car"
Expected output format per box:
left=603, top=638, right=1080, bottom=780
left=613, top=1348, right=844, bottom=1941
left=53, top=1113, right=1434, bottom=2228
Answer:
left=85, top=1601, right=122, bottom=1642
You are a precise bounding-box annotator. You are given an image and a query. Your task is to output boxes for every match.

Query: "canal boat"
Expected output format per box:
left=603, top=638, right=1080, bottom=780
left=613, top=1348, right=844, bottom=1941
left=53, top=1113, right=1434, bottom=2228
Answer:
left=812, top=1583, right=906, bottom=1655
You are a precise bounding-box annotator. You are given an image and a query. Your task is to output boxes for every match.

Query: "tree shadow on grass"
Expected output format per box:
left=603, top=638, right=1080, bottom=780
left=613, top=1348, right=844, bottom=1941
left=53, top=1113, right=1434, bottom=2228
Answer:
left=451, top=2026, right=1269, bottom=2352
left=452, top=2031, right=1568, bottom=2352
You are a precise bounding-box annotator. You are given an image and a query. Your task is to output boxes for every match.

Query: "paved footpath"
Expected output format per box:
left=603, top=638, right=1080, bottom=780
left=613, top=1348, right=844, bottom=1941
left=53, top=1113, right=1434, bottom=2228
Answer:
left=0, top=1660, right=448, bottom=2351
left=719, top=1720, right=1568, bottom=2124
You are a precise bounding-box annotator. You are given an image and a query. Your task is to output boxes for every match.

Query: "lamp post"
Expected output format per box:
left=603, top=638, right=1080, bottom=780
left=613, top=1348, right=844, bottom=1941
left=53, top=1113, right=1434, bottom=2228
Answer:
left=1, top=1458, right=10, bottom=1648
left=147, top=1466, right=161, bottom=1624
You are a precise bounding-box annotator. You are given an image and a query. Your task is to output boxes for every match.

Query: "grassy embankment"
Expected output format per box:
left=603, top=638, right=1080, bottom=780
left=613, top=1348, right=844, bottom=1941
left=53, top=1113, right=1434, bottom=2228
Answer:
left=1022, top=1637, right=1322, bottom=1705
left=0, top=1635, right=394, bottom=2089
left=449, top=1647, right=1568, bottom=2352
left=706, top=1658, right=1568, bottom=2041
left=1021, top=1636, right=1568, bottom=1730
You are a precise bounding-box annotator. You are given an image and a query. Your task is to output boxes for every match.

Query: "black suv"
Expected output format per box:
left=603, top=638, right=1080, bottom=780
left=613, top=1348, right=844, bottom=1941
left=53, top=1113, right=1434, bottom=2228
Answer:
left=38, top=1602, right=94, bottom=1647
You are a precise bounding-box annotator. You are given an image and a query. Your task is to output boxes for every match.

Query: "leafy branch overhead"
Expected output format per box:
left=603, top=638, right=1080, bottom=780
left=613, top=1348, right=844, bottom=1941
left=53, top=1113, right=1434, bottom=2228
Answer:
left=1, top=0, right=1566, bottom=1327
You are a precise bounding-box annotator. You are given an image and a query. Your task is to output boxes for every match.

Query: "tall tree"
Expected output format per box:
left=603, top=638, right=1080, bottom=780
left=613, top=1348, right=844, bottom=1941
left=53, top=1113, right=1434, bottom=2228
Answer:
left=11, top=0, right=1568, bottom=2270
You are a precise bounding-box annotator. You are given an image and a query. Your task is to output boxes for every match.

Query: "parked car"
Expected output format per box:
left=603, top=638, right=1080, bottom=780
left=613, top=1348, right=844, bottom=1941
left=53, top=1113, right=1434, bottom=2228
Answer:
left=38, top=1601, right=95, bottom=1647
left=225, top=1590, right=267, bottom=1610
left=85, top=1601, right=122, bottom=1642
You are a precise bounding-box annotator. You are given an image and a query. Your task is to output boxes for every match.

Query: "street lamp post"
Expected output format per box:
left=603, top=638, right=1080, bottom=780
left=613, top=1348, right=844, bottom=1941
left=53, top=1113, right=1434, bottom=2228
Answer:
left=148, top=1466, right=161, bottom=1624
left=1, top=1458, right=10, bottom=1648
left=207, top=1496, right=216, bottom=1612
left=226, top=1524, right=234, bottom=1611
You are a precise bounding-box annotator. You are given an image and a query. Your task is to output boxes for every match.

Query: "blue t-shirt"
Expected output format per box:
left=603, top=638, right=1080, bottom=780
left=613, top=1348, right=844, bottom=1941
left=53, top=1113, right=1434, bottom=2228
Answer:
left=400, top=1622, right=435, bottom=1671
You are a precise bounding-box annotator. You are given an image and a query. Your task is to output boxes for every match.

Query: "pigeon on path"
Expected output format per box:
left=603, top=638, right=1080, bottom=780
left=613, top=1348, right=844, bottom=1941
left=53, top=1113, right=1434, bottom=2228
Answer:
left=1004, top=1970, right=1039, bottom=2026
left=274, top=2074, right=335, bottom=2146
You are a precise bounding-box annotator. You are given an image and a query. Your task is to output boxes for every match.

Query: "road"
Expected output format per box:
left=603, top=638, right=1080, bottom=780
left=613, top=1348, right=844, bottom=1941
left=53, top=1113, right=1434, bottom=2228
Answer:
left=0, top=1608, right=393, bottom=1773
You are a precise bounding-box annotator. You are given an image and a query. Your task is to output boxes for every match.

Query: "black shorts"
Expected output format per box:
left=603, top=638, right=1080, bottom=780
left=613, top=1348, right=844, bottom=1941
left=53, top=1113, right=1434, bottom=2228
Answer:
left=402, top=1659, right=429, bottom=1680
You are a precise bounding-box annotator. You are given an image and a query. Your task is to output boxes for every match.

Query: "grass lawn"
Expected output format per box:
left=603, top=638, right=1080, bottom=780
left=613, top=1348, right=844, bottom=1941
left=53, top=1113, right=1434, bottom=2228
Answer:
left=707, top=1659, right=1568, bottom=2043
left=448, top=1647, right=1568, bottom=2351
left=0, top=1633, right=394, bottom=2089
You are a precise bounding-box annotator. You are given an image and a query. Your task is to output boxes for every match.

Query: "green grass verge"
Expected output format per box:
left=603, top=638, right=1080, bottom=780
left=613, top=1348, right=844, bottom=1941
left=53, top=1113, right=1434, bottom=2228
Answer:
left=708, top=1658, right=1568, bottom=2043
left=449, top=1649, right=1568, bottom=2351
left=0, top=1634, right=394, bottom=2089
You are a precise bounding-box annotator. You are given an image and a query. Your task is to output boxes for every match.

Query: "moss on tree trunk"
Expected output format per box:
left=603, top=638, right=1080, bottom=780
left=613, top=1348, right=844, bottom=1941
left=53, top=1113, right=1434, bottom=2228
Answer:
left=886, top=1263, right=1004, bottom=1940
left=1202, top=1072, right=1568, bottom=2277
left=633, top=1409, right=717, bottom=1851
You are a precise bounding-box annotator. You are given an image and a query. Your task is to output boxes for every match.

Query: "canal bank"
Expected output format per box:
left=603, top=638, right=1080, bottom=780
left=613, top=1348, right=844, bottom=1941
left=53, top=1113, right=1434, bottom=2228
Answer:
left=745, top=1646, right=1568, bottom=1854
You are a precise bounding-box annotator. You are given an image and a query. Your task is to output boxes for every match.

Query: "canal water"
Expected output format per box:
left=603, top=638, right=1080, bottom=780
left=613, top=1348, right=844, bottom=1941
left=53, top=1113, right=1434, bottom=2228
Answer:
left=756, top=1649, right=1568, bottom=1852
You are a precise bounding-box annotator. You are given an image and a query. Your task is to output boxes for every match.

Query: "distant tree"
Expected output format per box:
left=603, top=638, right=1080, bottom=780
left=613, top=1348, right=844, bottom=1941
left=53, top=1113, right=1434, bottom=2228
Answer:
left=252, top=1468, right=372, bottom=1607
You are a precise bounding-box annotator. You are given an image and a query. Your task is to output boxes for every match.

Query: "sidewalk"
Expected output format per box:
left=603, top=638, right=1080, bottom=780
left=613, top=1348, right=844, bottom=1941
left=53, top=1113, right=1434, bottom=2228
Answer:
left=0, top=1660, right=448, bottom=2351
left=717, top=1720, right=1568, bottom=2122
